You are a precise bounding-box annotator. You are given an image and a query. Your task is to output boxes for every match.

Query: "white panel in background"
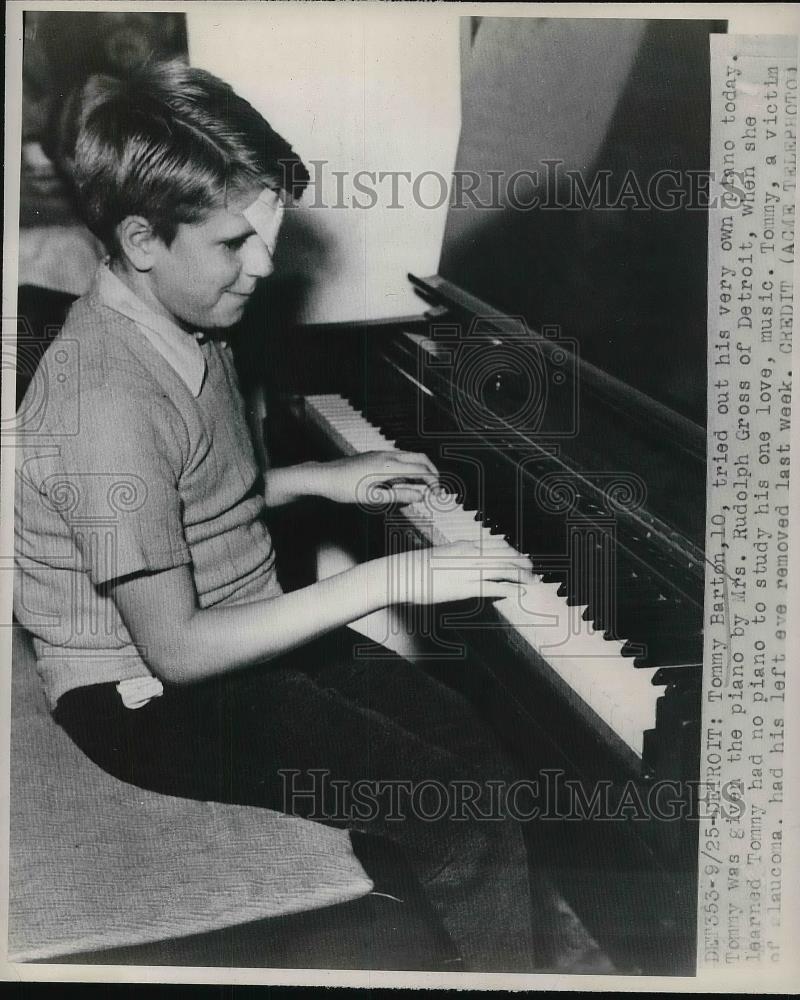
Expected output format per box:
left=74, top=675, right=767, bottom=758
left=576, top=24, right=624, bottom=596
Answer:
left=187, top=3, right=461, bottom=324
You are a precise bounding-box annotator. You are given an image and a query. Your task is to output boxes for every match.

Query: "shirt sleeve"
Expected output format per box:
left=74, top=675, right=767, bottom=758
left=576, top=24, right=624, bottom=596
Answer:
left=49, top=386, right=191, bottom=585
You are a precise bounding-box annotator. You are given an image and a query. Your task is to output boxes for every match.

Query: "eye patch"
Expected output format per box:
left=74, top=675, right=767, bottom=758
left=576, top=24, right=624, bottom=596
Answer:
left=241, top=187, right=285, bottom=256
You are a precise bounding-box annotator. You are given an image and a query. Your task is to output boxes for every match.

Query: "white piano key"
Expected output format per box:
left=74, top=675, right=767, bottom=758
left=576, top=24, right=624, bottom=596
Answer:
left=303, top=394, right=664, bottom=759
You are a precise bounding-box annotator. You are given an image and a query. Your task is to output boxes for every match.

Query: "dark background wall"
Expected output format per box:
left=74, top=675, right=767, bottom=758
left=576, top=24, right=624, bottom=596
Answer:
left=20, top=11, right=188, bottom=227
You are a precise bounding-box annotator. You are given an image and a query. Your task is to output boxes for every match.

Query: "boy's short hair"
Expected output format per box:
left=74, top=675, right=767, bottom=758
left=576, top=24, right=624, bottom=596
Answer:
left=54, top=58, right=310, bottom=253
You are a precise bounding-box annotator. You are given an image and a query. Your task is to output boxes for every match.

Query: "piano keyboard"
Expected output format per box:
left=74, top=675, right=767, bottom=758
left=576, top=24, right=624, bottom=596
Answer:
left=304, top=393, right=665, bottom=761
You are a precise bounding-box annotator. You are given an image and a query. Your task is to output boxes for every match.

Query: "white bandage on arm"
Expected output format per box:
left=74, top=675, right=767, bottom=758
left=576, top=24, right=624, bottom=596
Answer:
left=241, top=187, right=285, bottom=256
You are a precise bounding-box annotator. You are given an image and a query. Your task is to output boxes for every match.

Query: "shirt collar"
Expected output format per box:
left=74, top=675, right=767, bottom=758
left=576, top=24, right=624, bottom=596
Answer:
left=96, top=263, right=206, bottom=397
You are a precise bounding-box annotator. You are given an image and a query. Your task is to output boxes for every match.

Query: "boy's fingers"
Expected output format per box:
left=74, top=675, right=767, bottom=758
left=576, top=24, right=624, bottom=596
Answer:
left=388, top=471, right=441, bottom=489
left=385, top=471, right=441, bottom=486
left=385, top=485, right=431, bottom=505
left=478, top=537, right=523, bottom=554
left=433, top=558, right=532, bottom=578
left=369, top=481, right=434, bottom=500
left=441, top=546, right=529, bottom=564
left=482, top=581, right=526, bottom=600
left=473, top=553, right=531, bottom=567
left=432, top=539, right=525, bottom=560
left=392, top=451, right=439, bottom=476
left=479, top=568, right=534, bottom=583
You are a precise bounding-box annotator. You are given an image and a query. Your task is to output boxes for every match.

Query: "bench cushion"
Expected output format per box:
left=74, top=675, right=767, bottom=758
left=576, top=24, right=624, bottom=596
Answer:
left=8, top=629, right=373, bottom=962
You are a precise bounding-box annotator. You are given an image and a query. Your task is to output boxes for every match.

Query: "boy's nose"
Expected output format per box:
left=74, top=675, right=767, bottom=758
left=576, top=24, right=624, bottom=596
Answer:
left=241, top=235, right=274, bottom=279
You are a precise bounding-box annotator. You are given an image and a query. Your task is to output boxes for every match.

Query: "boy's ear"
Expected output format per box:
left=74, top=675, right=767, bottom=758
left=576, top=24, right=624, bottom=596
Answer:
left=116, top=216, right=162, bottom=271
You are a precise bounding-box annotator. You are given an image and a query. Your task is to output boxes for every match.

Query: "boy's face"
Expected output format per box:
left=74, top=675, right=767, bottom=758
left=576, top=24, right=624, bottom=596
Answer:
left=148, top=186, right=279, bottom=331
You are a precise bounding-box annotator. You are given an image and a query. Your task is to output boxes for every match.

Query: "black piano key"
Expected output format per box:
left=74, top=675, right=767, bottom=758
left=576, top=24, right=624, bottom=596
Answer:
left=612, top=599, right=686, bottom=632
left=652, top=665, right=702, bottom=685
left=612, top=617, right=700, bottom=656
left=622, top=632, right=704, bottom=668
left=353, top=384, right=709, bottom=685
left=636, top=646, right=704, bottom=669
left=593, top=574, right=698, bottom=638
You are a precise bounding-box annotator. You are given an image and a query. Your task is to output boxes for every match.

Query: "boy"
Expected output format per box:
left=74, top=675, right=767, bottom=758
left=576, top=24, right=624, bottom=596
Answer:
left=14, top=59, right=601, bottom=973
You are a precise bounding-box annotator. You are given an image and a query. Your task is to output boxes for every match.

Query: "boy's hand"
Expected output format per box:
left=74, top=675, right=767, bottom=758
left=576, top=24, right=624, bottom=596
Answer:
left=315, top=450, right=440, bottom=506
left=378, top=538, right=535, bottom=606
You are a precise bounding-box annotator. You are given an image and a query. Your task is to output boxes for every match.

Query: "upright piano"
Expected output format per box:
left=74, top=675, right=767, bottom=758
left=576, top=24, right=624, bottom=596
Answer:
left=243, top=16, right=725, bottom=976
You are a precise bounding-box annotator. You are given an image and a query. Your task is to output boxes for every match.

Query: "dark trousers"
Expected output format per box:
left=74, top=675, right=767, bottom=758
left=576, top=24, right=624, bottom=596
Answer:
left=53, top=627, right=560, bottom=971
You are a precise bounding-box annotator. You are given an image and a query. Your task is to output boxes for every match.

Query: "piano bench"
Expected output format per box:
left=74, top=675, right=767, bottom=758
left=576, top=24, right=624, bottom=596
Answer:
left=8, top=627, right=455, bottom=970
left=50, top=870, right=457, bottom=971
